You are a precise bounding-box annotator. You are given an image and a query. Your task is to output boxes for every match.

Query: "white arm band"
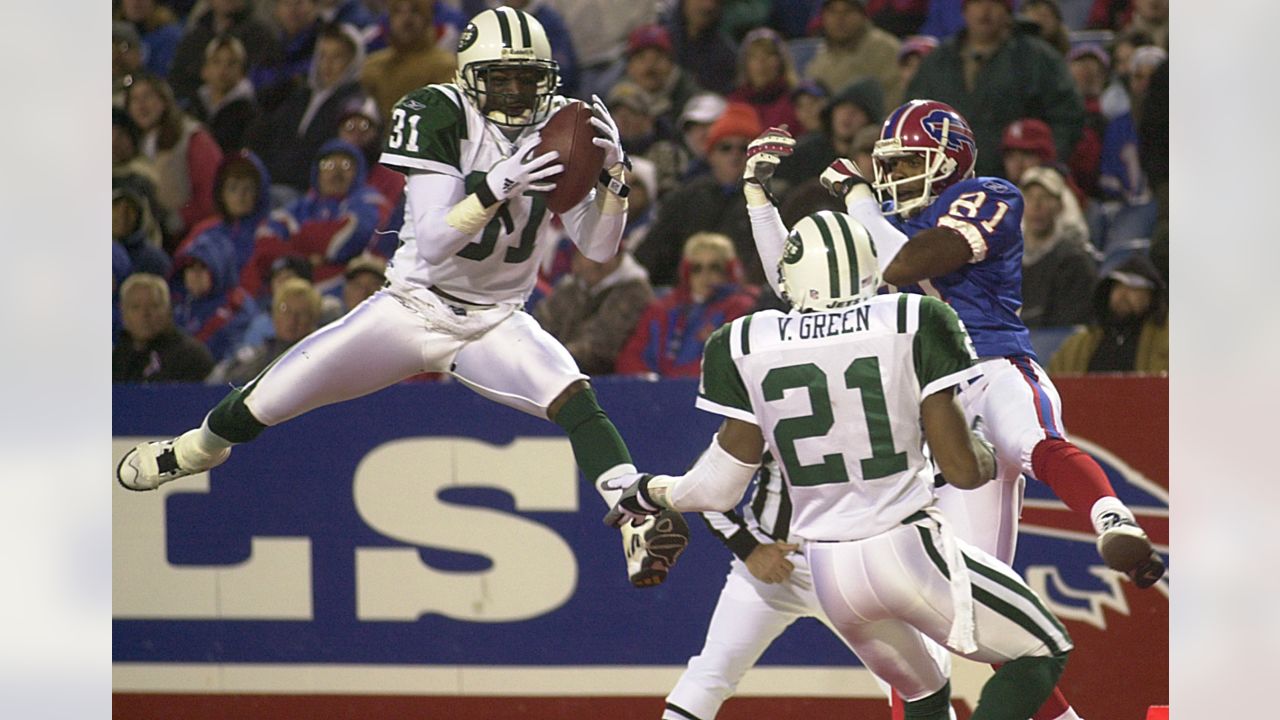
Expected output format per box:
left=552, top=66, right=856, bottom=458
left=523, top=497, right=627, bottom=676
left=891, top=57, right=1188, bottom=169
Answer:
left=747, top=202, right=788, bottom=298
left=647, top=434, right=759, bottom=513
left=845, top=186, right=910, bottom=269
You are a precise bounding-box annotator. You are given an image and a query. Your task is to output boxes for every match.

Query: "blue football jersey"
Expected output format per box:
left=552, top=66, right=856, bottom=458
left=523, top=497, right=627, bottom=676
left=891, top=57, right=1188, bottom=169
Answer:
left=887, top=177, right=1036, bottom=359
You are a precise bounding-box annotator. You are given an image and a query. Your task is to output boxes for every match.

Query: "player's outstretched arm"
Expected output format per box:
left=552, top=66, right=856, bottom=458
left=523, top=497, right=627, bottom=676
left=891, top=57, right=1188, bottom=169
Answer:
left=603, top=419, right=764, bottom=527
left=820, top=158, right=913, bottom=271
left=742, top=127, right=795, bottom=298
left=921, top=391, right=996, bottom=489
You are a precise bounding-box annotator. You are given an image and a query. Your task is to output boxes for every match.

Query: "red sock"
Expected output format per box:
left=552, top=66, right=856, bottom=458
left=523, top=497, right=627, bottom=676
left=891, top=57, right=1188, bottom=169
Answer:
left=891, top=689, right=904, bottom=720
left=1032, top=686, right=1073, bottom=719
left=1031, top=438, right=1116, bottom=522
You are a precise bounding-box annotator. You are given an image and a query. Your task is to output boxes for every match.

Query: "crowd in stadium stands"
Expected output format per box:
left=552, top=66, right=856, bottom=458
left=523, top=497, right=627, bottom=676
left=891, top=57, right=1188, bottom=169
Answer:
left=112, top=0, right=1170, bottom=384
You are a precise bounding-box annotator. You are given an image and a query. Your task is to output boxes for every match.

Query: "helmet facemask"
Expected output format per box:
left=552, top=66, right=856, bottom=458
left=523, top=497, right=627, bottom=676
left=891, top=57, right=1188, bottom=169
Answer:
left=871, top=139, right=956, bottom=217
left=459, top=59, right=559, bottom=127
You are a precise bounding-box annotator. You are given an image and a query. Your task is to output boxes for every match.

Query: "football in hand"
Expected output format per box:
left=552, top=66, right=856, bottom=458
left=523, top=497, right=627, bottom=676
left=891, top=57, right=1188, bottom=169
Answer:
left=536, top=100, right=606, bottom=214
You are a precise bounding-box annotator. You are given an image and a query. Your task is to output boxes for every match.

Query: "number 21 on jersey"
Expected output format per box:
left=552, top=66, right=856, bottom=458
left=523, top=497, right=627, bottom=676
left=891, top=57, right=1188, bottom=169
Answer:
left=762, top=357, right=908, bottom=487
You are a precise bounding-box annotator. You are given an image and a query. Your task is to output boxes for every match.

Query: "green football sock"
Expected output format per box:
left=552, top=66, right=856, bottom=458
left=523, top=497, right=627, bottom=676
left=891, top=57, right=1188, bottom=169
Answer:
left=207, top=386, right=268, bottom=444
left=971, top=654, right=1069, bottom=720
left=552, top=387, right=634, bottom=503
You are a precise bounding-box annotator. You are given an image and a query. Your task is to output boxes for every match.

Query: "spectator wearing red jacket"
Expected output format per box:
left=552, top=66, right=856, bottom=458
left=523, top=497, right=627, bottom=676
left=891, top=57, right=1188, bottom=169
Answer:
left=241, top=139, right=388, bottom=298
left=617, top=232, right=757, bottom=378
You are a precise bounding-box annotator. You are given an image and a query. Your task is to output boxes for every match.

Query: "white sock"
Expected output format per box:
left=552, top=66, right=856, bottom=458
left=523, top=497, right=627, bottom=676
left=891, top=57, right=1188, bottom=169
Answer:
left=174, top=417, right=234, bottom=470
left=1090, top=495, right=1135, bottom=533
left=1049, top=708, right=1083, bottom=720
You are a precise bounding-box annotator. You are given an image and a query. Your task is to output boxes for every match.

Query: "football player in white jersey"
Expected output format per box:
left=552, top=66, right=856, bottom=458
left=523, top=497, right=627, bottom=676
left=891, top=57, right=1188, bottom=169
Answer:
left=116, top=7, right=690, bottom=588
left=605, top=211, right=1072, bottom=719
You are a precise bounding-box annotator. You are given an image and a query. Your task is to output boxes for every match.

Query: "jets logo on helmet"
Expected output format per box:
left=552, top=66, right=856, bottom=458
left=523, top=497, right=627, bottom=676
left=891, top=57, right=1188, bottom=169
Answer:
left=455, top=7, right=561, bottom=127
left=871, top=99, right=978, bottom=217
left=779, top=211, right=881, bottom=312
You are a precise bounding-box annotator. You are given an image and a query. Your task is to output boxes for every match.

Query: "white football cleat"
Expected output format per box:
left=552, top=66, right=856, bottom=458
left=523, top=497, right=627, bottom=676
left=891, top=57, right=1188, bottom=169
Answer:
left=116, top=431, right=230, bottom=491
left=1096, top=513, right=1165, bottom=588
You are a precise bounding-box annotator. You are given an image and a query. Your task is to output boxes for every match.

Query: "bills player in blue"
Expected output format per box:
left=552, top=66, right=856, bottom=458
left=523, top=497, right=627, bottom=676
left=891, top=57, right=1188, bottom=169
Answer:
left=747, top=100, right=1163, bottom=720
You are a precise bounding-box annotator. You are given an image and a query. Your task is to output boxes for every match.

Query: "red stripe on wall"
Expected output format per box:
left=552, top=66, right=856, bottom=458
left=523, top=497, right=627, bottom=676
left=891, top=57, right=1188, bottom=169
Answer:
left=112, top=694, right=965, bottom=720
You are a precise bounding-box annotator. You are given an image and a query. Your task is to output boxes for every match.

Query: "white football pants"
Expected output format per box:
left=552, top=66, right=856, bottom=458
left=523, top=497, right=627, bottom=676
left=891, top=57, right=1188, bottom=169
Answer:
left=241, top=288, right=587, bottom=426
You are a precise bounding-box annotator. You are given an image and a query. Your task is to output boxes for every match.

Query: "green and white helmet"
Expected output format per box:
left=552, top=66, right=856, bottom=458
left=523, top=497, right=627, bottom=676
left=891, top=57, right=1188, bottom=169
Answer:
left=779, top=210, right=882, bottom=312
left=455, top=7, right=560, bottom=126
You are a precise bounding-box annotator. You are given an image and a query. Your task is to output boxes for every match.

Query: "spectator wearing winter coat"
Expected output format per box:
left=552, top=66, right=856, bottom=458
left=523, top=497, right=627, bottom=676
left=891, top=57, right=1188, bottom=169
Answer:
left=804, top=0, right=900, bottom=99
left=618, top=232, right=757, bottom=378
left=335, top=96, right=405, bottom=253
left=533, top=248, right=654, bottom=376
left=1048, top=254, right=1168, bottom=374
left=772, top=76, right=882, bottom=201
left=245, top=22, right=367, bottom=196
left=171, top=226, right=260, bottom=363
left=112, top=185, right=173, bottom=279
left=241, top=139, right=388, bottom=297
left=1018, top=166, right=1097, bottom=328
left=621, top=24, right=704, bottom=137
left=727, top=28, right=800, bottom=133
left=206, top=277, right=325, bottom=386
left=665, top=0, right=738, bottom=96
left=360, top=0, right=456, bottom=127
left=113, top=242, right=134, bottom=346
left=905, top=0, right=1083, bottom=179
left=113, top=273, right=216, bottom=383
left=114, top=0, right=183, bottom=77
left=251, top=0, right=322, bottom=112
left=125, top=73, right=224, bottom=247
left=175, top=149, right=274, bottom=276
left=635, top=102, right=764, bottom=286
left=167, top=0, right=282, bottom=108
left=190, top=35, right=260, bottom=154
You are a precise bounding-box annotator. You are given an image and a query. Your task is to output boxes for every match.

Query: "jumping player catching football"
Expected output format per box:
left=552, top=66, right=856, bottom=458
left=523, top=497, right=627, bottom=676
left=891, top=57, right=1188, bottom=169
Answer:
left=115, top=6, right=689, bottom=588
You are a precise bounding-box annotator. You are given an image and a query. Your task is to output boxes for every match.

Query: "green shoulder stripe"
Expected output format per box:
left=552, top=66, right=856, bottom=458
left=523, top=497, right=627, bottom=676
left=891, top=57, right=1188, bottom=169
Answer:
left=913, top=296, right=976, bottom=390
left=381, top=85, right=467, bottom=173
left=699, top=322, right=752, bottom=416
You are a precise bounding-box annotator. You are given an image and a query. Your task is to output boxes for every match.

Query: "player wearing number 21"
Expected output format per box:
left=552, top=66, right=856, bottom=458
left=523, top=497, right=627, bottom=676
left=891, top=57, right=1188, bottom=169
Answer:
left=116, top=7, right=693, bottom=589
left=604, top=208, right=1073, bottom=719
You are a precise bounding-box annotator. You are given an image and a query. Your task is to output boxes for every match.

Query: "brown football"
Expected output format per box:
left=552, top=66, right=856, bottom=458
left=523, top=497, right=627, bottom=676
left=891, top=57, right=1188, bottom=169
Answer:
left=536, top=100, right=605, bottom=214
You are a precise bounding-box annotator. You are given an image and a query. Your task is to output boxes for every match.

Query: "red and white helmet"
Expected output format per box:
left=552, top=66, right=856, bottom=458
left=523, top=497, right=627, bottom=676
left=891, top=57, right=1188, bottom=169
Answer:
left=871, top=99, right=977, bottom=216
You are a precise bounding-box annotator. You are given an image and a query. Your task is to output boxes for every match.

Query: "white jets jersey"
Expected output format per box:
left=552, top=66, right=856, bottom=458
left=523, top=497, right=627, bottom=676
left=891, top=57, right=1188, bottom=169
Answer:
left=696, top=293, right=978, bottom=542
left=379, top=84, right=578, bottom=305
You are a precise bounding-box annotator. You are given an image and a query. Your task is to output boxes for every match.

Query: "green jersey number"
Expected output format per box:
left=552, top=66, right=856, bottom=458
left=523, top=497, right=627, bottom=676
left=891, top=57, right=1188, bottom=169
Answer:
left=762, top=357, right=908, bottom=487
left=456, top=172, right=547, bottom=263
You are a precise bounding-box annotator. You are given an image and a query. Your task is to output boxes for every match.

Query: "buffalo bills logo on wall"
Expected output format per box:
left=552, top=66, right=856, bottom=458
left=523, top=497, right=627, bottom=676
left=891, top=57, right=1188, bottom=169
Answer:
left=922, top=109, right=976, bottom=155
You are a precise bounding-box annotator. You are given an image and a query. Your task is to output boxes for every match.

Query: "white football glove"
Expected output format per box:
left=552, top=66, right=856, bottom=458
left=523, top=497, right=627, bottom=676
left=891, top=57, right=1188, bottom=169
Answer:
left=601, top=472, right=662, bottom=528
left=485, top=132, right=563, bottom=203
left=819, top=157, right=873, bottom=199
left=743, top=125, right=796, bottom=183
left=589, top=94, right=626, bottom=171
